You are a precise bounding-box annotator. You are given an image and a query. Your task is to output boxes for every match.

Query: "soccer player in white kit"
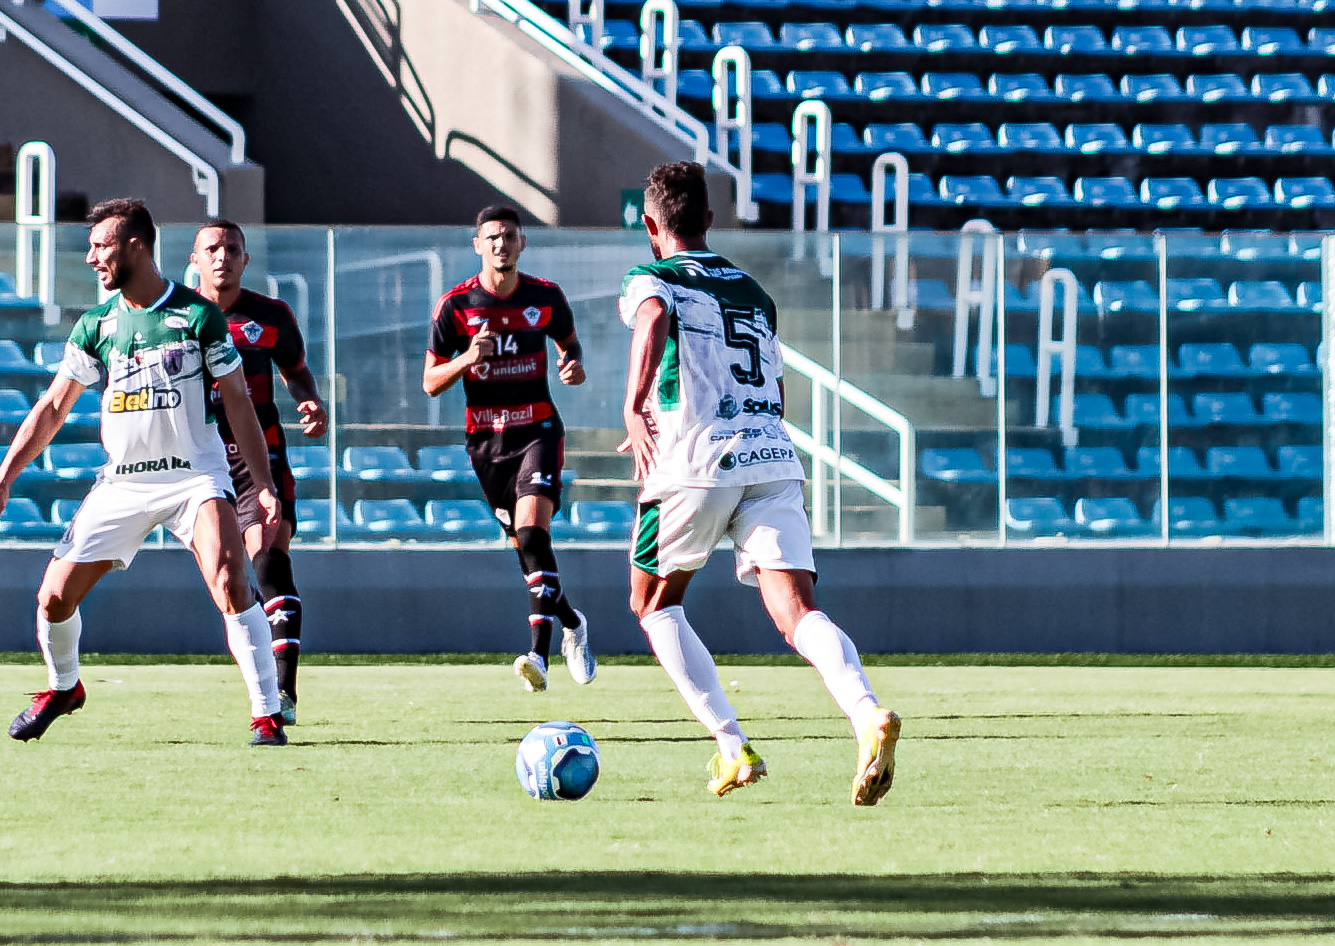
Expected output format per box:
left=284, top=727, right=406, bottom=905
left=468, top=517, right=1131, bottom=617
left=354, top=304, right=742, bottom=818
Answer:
left=618, top=162, right=900, bottom=804
left=0, top=199, right=288, bottom=746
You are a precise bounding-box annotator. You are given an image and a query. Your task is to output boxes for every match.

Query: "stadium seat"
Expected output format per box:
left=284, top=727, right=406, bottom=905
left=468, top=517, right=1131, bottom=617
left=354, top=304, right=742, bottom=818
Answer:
left=1262, top=392, right=1322, bottom=424
left=1194, top=393, right=1262, bottom=426
left=31, top=340, right=64, bottom=372
left=1186, top=73, right=1249, bottom=101
left=1296, top=281, right=1322, bottom=311
left=989, top=73, right=1056, bottom=102
left=49, top=499, right=82, bottom=526
left=1044, top=26, right=1107, bottom=54
left=1217, top=229, right=1285, bottom=261
left=1066, top=124, right=1132, bottom=154
left=1068, top=392, right=1135, bottom=428
left=1137, top=446, right=1208, bottom=478
left=1006, top=497, right=1078, bottom=536
left=1109, top=345, right=1162, bottom=378
left=1075, top=177, right=1140, bottom=208
left=1133, top=123, right=1196, bottom=154
left=1252, top=73, right=1316, bottom=101
left=712, top=21, right=776, bottom=48
left=0, top=340, right=46, bottom=377
left=940, top=175, right=1009, bottom=205
left=287, top=445, right=332, bottom=482
left=0, top=387, right=31, bottom=425
left=787, top=70, right=853, bottom=98
left=1095, top=281, right=1158, bottom=312
left=854, top=71, right=919, bottom=100
left=1083, top=229, right=1154, bottom=261
left=1122, top=75, right=1186, bottom=102
left=998, top=123, right=1062, bottom=153
left=341, top=446, right=425, bottom=482
left=1199, top=123, right=1260, bottom=154
left=1206, top=445, right=1275, bottom=479
left=922, top=74, right=988, bottom=100
left=1112, top=25, right=1174, bottom=54
left=1142, top=178, right=1206, bottom=209
left=914, top=23, right=976, bottom=52
left=863, top=122, right=930, bottom=152
left=1005, top=448, right=1065, bottom=480
left=1055, top=74, right=1120, bottom=101
left=845, top=24, right=909, bottom=52
left=1008, top=176, right=1074, bottom=205
left=830, top=123, right=869, bottom=154
left=1177, top=25, right=1238, bottom=55
left=1177, top=342, right=1249, bottom=377
left=1228, top=280, right=1295, bottom=309
left=352, top=499, right=434, bottom=539
left=63, top=390, right=101, bottom=431
left=0, top=497, right=63, bottom=540
left=567, top=500, right=636, bottom=541
left=1004, top=344, right=1038, bottom=378
left=749, top=70, right=790, bottom=99
left=677, top=20, right=714, bottom=51
left=294, top=499, right=358, bottom=539
left=1152, top=496, right=1222, bottom=536
left=1275, top=445, right=1322, bottom=480
left=44, top=442, right=108, bottom=479
left=1296, top=496, right=1322, bottom=533
left=1208, top=177, right=1273, bottom=208
left=1223, top=496, right=1297, bottom=535
left=1125, top=393, right=1202, bottom=427
left=980, top=25, right=1042, bottom=53
left=1075, top=497, right=1154, bottom=536
left=416, top=444, right=475, bottom=483
left=589, top=20, right=638, bottom=50
left=1249, top=343, right=1316, bottom=376
left=423, top=499, right=502, bottom=541
left=676, top=69, right=713, bottom=100
left=1168, top=278, right=1226, bottom=311
left=778, top=22, right=845, bottom=51
left=1264, top=125, right=1332, bottom=154
left=1275, top=177, right=1335, bottom=208
left=1310, top=28, right=1335, bottom=54
left=752, top=173, right=795, bottom=204
left=921, top=448, right=995, bottom=485
left=1064, top=447, right=1140, bottom=480
left=1242, top=26, right=1303, bottom=55
left=830, top=174, right=872, bottom=204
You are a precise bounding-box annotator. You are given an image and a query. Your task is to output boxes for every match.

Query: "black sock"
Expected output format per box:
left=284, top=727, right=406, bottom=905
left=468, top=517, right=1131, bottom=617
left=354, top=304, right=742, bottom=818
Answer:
left=254, top=548, right=301, bottom=700
left=516, top=525, right=580, bottom=659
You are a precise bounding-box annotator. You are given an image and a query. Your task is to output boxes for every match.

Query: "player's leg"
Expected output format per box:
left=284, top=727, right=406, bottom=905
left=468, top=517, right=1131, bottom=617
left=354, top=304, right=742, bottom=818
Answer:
left=241, top=460, right=302, bottom=723
left=631, top=487, right=764, bottom=795
left=186, top=494, right=284, bottom=745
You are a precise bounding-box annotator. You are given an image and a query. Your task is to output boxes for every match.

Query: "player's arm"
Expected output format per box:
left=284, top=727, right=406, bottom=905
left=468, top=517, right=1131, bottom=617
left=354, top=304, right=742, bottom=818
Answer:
left=216, top=369, right=281, bottom=541
left=0, top=375, right=84, bottom=515
left=617, top=296, right=670, bottom=480
left=554, top=332, right=585, bottom=386
left=278, top=363, right=328, bottom=439
left=422, top=323, right=496, bottom=397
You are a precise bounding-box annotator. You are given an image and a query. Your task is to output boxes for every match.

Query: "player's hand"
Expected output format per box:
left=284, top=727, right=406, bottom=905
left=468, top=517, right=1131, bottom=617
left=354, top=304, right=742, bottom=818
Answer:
left=297, top=398, right=328, bottom=438
left=468, top=323, right=497, bottom=364
left=557, top=353, right=585, bottom=386
left=256, top=487, right=282, bottom=550
left=617, top=410, right=658, bottom=480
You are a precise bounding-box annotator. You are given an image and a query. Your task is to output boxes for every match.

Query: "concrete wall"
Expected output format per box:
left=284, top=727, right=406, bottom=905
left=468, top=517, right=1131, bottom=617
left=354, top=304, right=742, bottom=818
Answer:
left=2, top=546, right=1332, bottom=656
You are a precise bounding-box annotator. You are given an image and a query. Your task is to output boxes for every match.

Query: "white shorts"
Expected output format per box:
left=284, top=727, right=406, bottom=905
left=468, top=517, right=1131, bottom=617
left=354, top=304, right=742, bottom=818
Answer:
left=632, top=478, right=815, bottom=586
left=53, top=472, right=234, bottom=569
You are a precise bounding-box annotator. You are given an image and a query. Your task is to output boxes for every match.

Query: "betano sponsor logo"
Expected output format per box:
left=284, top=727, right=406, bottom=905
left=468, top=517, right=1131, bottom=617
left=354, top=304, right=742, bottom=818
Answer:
left=108, top=387, right=181, bottom=413
left=115, top=456, right=192, bottom=475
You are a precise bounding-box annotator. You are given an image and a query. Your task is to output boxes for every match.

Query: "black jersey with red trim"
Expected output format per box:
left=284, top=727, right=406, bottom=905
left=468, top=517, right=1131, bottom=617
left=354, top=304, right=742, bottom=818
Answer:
left=426, top=273, right=575, bottom=434
left=212, top=288, right=306, bottom=452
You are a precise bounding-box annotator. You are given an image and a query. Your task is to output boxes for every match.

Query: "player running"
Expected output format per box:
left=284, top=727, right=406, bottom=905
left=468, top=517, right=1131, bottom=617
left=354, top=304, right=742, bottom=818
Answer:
left=191, top=219, right=328, bottom=726
left=618, top=162, right=900, bottom=805
left=423, top=206, right=596, bottom=692
left=0, top=199, right=288, bottom=746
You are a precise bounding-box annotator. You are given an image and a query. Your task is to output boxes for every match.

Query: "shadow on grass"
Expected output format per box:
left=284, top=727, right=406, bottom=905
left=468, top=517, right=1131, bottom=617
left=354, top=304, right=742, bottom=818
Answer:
left=3, top=873, right=1335, bottom=942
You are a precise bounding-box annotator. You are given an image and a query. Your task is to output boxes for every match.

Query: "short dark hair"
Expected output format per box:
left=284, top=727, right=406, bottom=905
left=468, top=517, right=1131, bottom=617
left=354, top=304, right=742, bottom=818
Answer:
left=87, top=198, right=156, bottom=250
left=475, top=205, right=522, bottom=230
left=197, top=217, right=246, bottom=248
left=644, top=162, right=710, bottom=238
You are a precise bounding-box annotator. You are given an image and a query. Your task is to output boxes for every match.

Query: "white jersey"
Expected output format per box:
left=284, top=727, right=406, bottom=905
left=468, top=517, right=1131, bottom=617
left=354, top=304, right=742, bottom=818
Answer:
left=619, top=250, right=806, bottom=497
left=59, top=282, right=241, bottom=486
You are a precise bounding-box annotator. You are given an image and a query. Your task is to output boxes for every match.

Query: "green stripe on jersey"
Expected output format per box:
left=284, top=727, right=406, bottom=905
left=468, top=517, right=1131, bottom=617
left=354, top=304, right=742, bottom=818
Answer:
left=626, top=252, right=776, bottom=330
left=657, top=312, right=680, bottom=409
left=632, top=500, right=661, bottom=575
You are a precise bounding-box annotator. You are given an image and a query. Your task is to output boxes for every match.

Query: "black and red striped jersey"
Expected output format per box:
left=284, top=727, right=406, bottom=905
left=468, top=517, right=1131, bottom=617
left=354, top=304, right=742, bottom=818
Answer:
left=212, top=288, right=306, bottom=451
left=426, top=273, right=576, bottom=433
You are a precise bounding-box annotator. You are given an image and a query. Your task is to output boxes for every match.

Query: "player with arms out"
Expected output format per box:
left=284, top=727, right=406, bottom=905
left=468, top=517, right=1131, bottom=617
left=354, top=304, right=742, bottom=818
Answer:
left=192, top=219, right=328, bottom=726
left=423, top=206, right=596, bottom=692
left=0, top=199, right=289, bottom=746
left=619, top=163, right=900, bottom=804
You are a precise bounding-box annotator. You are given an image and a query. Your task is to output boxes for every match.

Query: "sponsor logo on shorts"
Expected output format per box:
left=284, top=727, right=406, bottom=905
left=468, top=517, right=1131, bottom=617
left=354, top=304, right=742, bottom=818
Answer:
left=115, top=456, right=192, bottom=475
left=716, top=394, right=739, bottom=420
left=108, top=387, right=182, bottom=413
left=741, top=397, right=783, bottom=417
left=531, top=472, right=553, bottom=486
left=721, top=447, right=795, bottom=471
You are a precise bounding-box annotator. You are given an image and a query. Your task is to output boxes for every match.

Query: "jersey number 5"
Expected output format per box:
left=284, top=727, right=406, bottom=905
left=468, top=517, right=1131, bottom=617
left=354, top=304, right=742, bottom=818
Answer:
left=721, top=306, right=766, bottom=387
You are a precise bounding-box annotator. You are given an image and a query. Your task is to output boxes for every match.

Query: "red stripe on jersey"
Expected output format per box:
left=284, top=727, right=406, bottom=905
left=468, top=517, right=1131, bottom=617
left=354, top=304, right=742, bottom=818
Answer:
left=465, top=401, right=554, bottom=433
left=425, top=350, right=448, bottom=367
left=457, top=306, right=552, bottom=332
left=229, top=322, right=278, bottom=349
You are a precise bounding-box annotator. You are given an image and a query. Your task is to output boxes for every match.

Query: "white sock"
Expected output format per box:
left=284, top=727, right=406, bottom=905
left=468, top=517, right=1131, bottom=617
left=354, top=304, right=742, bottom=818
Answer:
left=792, top=610, right=879, bottom=734
left=37, top=610, right=82, bottom=691
left=224, top=603, right=281, bottom=718
left=641, top=605, right=747, bottom=756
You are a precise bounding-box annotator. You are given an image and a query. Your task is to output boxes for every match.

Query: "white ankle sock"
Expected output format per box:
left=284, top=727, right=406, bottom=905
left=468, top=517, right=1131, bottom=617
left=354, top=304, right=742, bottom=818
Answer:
left=792, top=610, right=879, bottom=734
left=640, top=605, right=747, bottom=752
left=225, top=603, right=281, bottom=718
left=37, top=610, right=82, bottom=691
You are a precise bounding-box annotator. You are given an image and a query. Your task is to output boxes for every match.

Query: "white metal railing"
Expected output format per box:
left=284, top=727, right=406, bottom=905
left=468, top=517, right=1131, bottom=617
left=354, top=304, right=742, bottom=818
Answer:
left=869, top=151, right=912, bottom=328
left=1033, top=267, right=1079, bottom=446
left=791, top=99, right=831, bottom=234
left=0, top=4, right=221, bottom=215
left=953, top=220, right=999, bottom=394
left=14, top=141, right=57, bottom=325
left=781, top=342, right=916, bottom=545
left=712, top=46, right=758, bottom=222
left=639, top=0, right=678, bottom=104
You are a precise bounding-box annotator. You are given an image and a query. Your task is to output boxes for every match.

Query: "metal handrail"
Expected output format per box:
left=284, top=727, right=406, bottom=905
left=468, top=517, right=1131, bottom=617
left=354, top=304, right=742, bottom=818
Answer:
left=43, top=0, right=246, bottom=164
left=781, top=342, right=916, bottom=544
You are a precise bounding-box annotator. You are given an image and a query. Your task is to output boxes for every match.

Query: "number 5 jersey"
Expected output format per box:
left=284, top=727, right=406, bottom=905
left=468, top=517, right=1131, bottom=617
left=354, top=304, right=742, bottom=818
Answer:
left=619, top=250, right=806, bottom=496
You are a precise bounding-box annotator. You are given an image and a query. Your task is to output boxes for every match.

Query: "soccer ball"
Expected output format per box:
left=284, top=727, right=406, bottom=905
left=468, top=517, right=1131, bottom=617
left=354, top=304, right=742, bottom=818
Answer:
left=515, top=721, right=600, bottom=801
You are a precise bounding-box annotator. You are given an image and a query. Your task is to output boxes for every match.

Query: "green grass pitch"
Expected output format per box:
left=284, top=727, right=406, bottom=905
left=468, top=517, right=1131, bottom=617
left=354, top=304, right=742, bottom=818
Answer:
left=1, top=659, right=1333, bottom=944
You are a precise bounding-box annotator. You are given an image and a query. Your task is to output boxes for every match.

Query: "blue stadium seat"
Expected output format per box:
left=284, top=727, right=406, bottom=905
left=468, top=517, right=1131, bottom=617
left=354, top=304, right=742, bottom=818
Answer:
left=830, top=123, right=869, bottom=154
left=1242, top=26, right=1303, bottom=55
left=1008, top=176, right=1074, bottom=205
left=980, top=25, right=1042, bottom=53
left=1186, top=73, right=1249, bottom=101
left=1177, top=342, right=1249, bottom=377
left=31, top=340, right=64, bottom=372
left=1064, top=447, right=1140, bottom=480
left=1152, top=496, right=1221, bottom=536
left=1066, top=124, right=1131, bottom=154
left=999, top=122, right=1064, bottom=151
left=712, top=21, right=777, bottom=48
left=778, top=22, right=845, bottom=51
left=342, top=446, right=427, bottom=482
left=1122, top=74, right=1186, bottom=102
left=854, top=71, right=919, bottom=100
left=1075, top=497, right=1155, bottom=536
left=1044, top=25, right=1107, bottom=54
left=1319, top=75, right=1335, bottom=98
left=0, top=497, right=63, bottom=540
left=931, top=123, right=997, bottom=151
left=1167, top=277, right=1226, bottom=310
left=1133, top=123, right=1196, bottom=153
left=1223, top=497, right=1297, bottom=535
left=416, top=444, right=475, bottom=483
left=1249, top=343, right=1316, bottom=376
left=1083, top=229, right=1154, bottom=260
left=294, top=499, right=358, bottom=539
left=1217, top=229, right=1285, bottom=261
left=845, top=24, right=909, bottom=51
left=49, top=499, right=82, bottom=526
left=44, top=442, right=107, bottom=479
left=1112, top=25, right=1174, bottom=54
left=1199, top=123, right=1260, bottom=154
left=1296, top=281, right=1322, bottom=311
left=0, top=387, right=31, bottom=425
left=1194, top=392, right=1262, bottom=425
left=1069, top=392, right=1135, bottom=428
left=1310, top=28, right=1335, bottom=54
left=678, top=20, right=714, bottom=51
left=746, top=123, right=791, bottom=154
left=1126, top=394, right=1202, bottom=427
left=62, top=390, right=100, bottom=432
left=676, top=69, right=713, bottom=100
left=1262, top=392, right=1322, bottom=424
left=922, top=73, right=987, bottom=100
left=1055, top=74, right=1121, bottom=101
left=1275, top=177, right=1335, bottom=208
left=1004, top=283, right=1039, bottom=314
left=1208, top=177, right=1272, bottom=208
left=940, top=175, right=1009, bottom=205
left=752, top=173, right=795, bottom=204
left=1141, top=178, right=1206, bottom=209
left=1095, top=281, right=1158, bottom=312
left=568, top=500, right=636, bottom=540
left=0, top=340, right=47, bottom=377
left=1264, top=125, right=1332, bottom=154
left=914, top=23, right=976, bottom=52
left=1252, top=73, right=1316, bottom=101
left=1177, top=25, right=1238, bottom=54
left=1206, top=445, right=1275, bottom=479
left=1297, top=496, right=1322, bottom=533
left=1006, top=497, right=1078, bottom=536
left=287, top=445, right=332, bottom=482
left=863, top=122, right=930, bottom=152
left=1004, top=344, right=1038, bottom=377
left=1075, top=177, right=1140, bottom=207
left=593, top=20, right=638, bottom=50
left=750, top=70, right=790, bottom=99
left=1276, top=445, right=1322, bottom=480
left=0, top=445, right=55, bottom=491
left=830, top=173, right=872, bottom=204
left=423, top=499, right=503, bottom=541
left=989, top=74, right=1055, bottom=101
left=907, top=173, right=944, bottom=205
left=1228, top=280, right=1295, bottom=309
left=787, top=70, right=853, bottom=98
left=353, top=499, right=434, bottom=538
left=1109, top=345, right=1162, bottom=378
left=1069, top=346, right=1114, bottom=379
left=901, top=278, right=954, bottom=308
left=1005, top=448, right=1065, bottom=479
left=1138, top=446, right=1208, bottom=478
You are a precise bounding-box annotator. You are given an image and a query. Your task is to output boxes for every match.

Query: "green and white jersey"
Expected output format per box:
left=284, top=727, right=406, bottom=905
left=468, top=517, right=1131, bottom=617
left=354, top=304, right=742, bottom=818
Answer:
left=59, top=281, right=241, bottom=485
left=619, top=249, right=805, bottom=494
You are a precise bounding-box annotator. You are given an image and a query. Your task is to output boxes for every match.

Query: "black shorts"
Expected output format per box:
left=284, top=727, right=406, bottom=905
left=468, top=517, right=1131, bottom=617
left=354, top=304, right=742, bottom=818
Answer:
left=467, top=421, right=565, bottom=535
left=230, top=451, right=298, bottom=535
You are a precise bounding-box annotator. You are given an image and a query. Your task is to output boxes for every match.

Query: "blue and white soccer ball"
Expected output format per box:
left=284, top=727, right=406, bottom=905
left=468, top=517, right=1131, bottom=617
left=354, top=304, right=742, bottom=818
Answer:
left=515, top=721, right=600, bottom=801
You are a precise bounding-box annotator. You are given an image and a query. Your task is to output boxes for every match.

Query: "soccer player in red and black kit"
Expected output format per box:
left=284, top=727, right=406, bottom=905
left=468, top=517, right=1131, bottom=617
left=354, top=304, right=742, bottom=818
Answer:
left=423, top=206, right=596, bottom=692
left=192, top=220, right=328, bottom=725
